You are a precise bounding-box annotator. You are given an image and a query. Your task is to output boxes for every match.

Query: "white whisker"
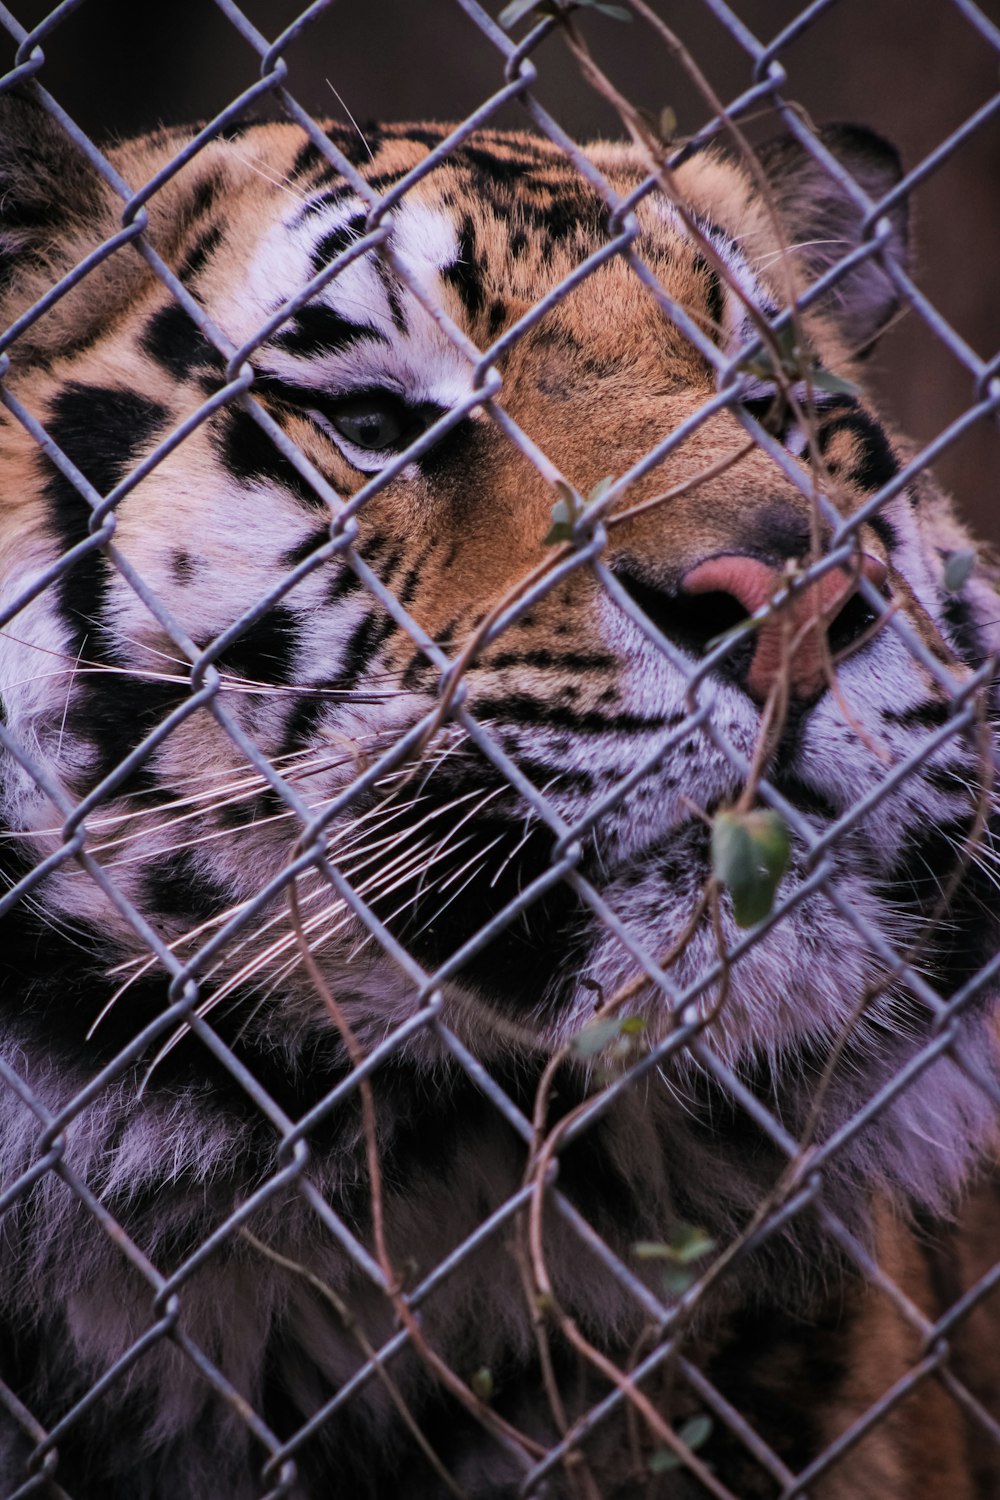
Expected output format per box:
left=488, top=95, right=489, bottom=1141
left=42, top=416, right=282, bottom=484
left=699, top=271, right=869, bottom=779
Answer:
left=228, top=145, right=312, bottom=204
left=325, top=79, right=376, bottom=164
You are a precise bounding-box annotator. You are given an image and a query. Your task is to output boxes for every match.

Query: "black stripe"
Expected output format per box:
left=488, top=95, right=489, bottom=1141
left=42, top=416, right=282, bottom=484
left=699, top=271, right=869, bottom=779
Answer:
left=478, top=694, right=667, bottom=734
left=703, top=1297, right=850, bottom=1481
left=188, top=172, right=224, bottom=220
left=293, top=126, right=385, bottom=179
left=272, top=300, right=387, bottom=358
left=867, top=511, right=898, bottom=550
left=214, top=404, right=329, bottom=510
left=336, top=606, right=396, bottom=692
left=375, top=257, right=407, bottom=332
left=178, top=223, right=223, bottom=283
left=515, top=757, right=595, bottom=792
left=143, top=847, right=232, bottom=926
left=141, top=301, right=224, bottom=381
left=280, top=528, right=333, bottom=570
left=487, top=297, right=507, bottom=339
left=460, top=143, right=549, bottom=186
left=365, top=779, right=591, bottom=1017
left=217, top=604, right=301, bottom=684
left=442, top=215, right=484, bottom=319
left=771, top=770, right=839, bottom=822
left=488, top=648, right=615, bottom=671
left=45, top=380, right=167, bottom=501
left=925, top=762, right=975, bottom=797
left=43, top=382, right=183, bottom=783
left=325, top=559, right=364, bottom=604
left=535, top=195, right=588, bottom=242
left=942, top=591, right=985, bottom=666
left=881, top=813, right=1000, bottom=995
left=705, top=263, right=725, bottom=335
left=307, top=211, right=368, bottom=269
left=817, top=399, right=899, bottom=493
left=883, top=698, right=952, bottom=728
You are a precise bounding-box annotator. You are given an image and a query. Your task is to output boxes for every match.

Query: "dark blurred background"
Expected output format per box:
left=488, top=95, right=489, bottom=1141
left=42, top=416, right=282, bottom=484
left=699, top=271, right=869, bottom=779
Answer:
left=4, top=0, right=999, bottom=541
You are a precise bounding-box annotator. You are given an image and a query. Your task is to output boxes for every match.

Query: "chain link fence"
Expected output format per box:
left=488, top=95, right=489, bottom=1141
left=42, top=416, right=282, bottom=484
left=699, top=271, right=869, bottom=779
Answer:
left=0, top=1, right=998, bottom=1496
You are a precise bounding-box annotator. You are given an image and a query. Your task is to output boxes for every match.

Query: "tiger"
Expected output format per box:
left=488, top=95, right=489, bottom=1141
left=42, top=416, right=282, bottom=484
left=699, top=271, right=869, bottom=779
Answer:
left=0, top=81, right=998, bottom=1500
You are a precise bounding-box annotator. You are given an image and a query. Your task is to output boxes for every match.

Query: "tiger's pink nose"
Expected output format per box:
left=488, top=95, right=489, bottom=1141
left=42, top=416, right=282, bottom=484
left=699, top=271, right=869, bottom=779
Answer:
left=680, top=552, right=888, bottom=702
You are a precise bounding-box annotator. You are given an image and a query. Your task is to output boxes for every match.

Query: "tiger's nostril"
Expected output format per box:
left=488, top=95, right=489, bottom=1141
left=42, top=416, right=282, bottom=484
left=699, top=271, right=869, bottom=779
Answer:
left=611, top=569, right=750, bottom=659
left=827, top=586, right=878, bottom=656
left=605, top=553, right=891, bottom=701
left=677, top=552, right=889, bottom=701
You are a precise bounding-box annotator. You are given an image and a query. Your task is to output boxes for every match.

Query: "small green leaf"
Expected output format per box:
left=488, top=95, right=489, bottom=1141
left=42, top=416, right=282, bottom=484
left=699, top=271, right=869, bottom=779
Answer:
left=943, top=547, right=976, bottom=593
left=633, top=1224, right=715, bottom=1264
left=498, top=0, right=548, bottom=27
left=571, top=1015, right=629, bottom=1056
left=648, top=1414, right=713, bottom=1472
left=587, top=474, right=615, bottom=506
left=544, top=477, right=613, bottom=545
left=738, top=355, right=777, bottom=383
left=544, top=497, right=575, bottom=545
left=711, top=808, right=791, bottom=928
left=671, top=1224, right=717, bottom=1263
left=773, top=321, right=798, bottom=362
left=741, top=326, right=797, bottom=379
left=580, top=0, right=633, bottom=18
left=661, top=1265, right=697, bottom=1295
left=619, top=1015, right=646, bottom=1035
left=633, top=1240, right=668, bottom=1260
left=470, top=1366, right=494, bottom=1401
left=680, top=1415, right=713, bottom=1451
left=659, top=105, right=678, bottom=141
left=809, top=366, right=860, bottom=397
left=736, top=331, right=857, bottom=400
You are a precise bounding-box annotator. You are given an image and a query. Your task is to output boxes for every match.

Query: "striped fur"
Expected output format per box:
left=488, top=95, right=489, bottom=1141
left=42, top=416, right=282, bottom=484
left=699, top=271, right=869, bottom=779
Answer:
left=0, top=96, right=998, bottom=1496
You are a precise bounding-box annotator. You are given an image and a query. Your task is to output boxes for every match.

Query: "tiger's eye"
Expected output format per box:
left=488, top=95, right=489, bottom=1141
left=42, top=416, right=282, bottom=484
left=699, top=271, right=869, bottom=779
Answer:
left=330, top=395, right=407, bottom=450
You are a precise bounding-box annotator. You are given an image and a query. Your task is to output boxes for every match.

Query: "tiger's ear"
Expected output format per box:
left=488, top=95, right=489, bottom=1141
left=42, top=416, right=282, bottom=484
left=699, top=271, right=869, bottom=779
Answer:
left=0, top=91, right=233, bottom=365
left=0, top=89, right=119, bottom=286
left=0, top=89, right=136, bottom=358
left=756, top=124, right=909, bottom=356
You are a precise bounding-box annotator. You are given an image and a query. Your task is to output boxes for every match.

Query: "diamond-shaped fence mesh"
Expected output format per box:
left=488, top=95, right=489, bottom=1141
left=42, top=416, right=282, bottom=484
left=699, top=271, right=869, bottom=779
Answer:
left=0, top=1, right=998, bottom=1496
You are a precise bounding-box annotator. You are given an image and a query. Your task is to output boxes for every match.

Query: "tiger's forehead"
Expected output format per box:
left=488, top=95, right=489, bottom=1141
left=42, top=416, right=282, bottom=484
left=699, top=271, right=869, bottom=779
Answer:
left=207, top=128, right=756, bottom=407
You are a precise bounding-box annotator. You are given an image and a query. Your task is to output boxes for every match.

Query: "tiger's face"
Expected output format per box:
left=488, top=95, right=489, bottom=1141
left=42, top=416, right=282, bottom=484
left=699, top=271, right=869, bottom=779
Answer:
left=1, top=106, right=997, bottom=1205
